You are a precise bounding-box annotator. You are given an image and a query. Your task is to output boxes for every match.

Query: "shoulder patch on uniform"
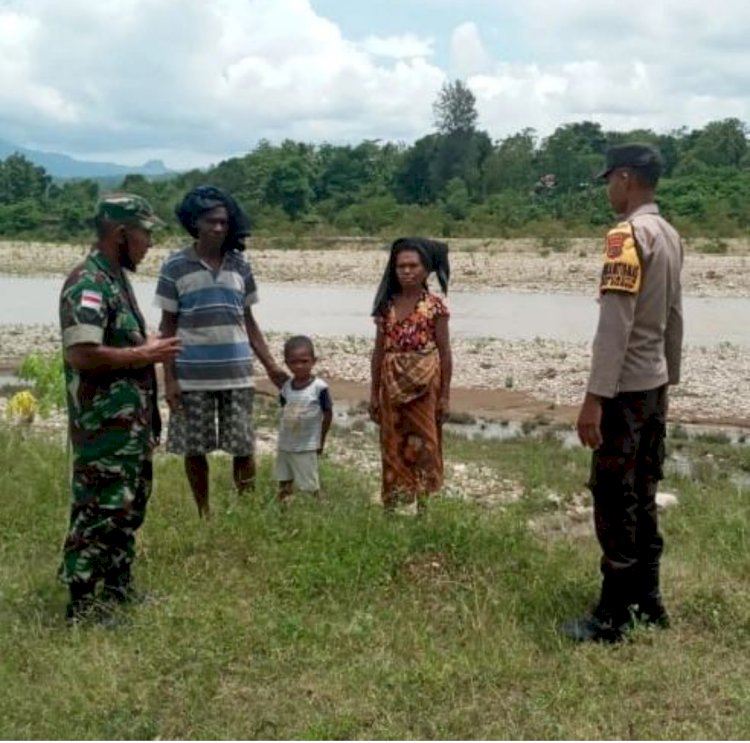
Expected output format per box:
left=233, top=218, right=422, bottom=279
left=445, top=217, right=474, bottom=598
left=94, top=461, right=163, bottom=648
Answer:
left=606, top=231, right=624, bottom=259
left=600, top=222, right=641, bottom=294
left=80, top=289, right=103, bottom=311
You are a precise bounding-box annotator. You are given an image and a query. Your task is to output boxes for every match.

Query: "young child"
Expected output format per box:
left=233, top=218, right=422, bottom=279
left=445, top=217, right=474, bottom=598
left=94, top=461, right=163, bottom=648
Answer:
left=276, top=335, right=333, bottom=501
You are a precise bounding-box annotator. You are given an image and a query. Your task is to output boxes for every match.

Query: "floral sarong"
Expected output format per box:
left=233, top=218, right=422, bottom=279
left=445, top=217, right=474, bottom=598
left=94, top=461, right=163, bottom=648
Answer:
left=379, top=348, right=443, bottom=506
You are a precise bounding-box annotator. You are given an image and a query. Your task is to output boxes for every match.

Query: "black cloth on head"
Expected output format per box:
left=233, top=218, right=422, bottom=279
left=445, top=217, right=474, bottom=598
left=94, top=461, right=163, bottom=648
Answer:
left=175, top=185, right=251, bottom=251
left=371, top=237, right=450, bottom=316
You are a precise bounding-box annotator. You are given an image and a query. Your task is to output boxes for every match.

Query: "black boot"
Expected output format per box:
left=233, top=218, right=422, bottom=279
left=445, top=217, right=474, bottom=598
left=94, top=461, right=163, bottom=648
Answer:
left=559, top=607, right=632, bottom=643
left=102, top=565, right=150, bottom=605
left=102, top=565, right=134, bottom=603
left=559, top=576, right=633, bottom=643
left=635, top=597, right=670, bottom=628
left=634, top=564, right=670, bottom=628
left=65, top=582, right=97, bottom=624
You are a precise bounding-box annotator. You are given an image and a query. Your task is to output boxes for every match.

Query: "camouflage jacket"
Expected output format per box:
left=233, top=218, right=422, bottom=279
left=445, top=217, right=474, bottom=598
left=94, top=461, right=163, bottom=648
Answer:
left=59, top=248, right=160, bottom=461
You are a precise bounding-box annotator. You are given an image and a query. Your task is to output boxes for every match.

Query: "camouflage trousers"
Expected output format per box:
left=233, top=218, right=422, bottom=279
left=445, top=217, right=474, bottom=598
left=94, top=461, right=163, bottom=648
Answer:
left=588, top=386, right=667, bottom=612
left=59, top=450, right=153, bottom=588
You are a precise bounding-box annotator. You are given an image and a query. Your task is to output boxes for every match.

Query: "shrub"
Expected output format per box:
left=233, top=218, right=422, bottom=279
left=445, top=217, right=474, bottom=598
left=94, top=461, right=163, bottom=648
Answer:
left=17, top=353, right=65, bottom=416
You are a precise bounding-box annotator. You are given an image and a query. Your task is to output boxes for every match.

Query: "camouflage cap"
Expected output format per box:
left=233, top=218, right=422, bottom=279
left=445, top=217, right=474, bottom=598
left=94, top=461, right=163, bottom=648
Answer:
left=95, top=192, right=164, bottom=230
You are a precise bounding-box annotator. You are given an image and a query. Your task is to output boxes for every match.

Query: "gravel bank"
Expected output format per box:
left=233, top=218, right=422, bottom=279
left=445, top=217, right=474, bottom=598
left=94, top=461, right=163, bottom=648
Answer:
left=2, top=238, right=747, bottom=425
left=2, top=324, right=748, bottom=424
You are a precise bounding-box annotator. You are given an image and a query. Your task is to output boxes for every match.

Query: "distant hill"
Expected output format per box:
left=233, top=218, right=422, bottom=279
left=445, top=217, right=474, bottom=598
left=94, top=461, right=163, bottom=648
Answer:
left=0, top=138, right=175, bottom=180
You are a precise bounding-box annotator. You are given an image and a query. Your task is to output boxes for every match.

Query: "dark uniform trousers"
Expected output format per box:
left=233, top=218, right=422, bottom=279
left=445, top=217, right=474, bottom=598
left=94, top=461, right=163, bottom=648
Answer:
left=588, top=385, right=667, bottom=620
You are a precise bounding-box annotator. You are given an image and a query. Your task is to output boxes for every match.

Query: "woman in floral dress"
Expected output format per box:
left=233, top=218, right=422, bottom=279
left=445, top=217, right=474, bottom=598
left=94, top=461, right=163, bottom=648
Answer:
left=369, top=238, right=452, bottom=509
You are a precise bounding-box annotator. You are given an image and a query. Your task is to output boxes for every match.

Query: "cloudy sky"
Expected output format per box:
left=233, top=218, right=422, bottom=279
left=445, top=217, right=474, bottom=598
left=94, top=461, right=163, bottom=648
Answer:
left=1, top=0, right=748, bottom=169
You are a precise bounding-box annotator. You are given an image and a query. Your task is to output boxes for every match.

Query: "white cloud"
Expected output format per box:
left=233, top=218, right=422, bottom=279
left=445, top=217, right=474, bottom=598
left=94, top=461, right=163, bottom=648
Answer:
left=0, top=0, right=749, bottom=167
left=0, top=10, right=79, bottom=124
left=463, top=0, right=750, bottom=142
left=359, top=34, right=434, bottom=59
left=449, top=22, right=491, bottom=77
left=0, top=0, right=445, bottom=167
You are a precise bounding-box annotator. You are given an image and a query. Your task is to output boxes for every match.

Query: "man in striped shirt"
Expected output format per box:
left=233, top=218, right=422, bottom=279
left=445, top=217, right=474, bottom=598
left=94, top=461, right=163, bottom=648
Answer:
left=155, top=186, right=287, bottom=517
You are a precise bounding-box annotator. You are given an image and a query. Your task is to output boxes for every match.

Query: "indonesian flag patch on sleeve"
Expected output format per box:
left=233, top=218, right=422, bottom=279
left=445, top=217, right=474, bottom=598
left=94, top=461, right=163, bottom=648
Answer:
left=600, top=222, right=642, bottom=294
left=80, top=289, right=103, bottom=311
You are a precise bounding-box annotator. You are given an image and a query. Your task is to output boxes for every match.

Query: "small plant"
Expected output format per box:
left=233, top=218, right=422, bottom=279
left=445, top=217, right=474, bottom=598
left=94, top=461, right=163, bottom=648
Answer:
left=541, top=234, right=572, bottom=253
left=520, top=419, right=536, bottom=435
left=5, top=390, right=39, bottom=424
left=670, top=423, right=689, bottom=440
left=532, top=413, right=552, bottom=427
left=504, top=375, right=514, bottom=389
left=694, top=431, right=732, bottom=446
left=691, top=459, right=720, bottom=482
left=696, top=238, right=728, bottom=255
left=17, top=353, right=66, bottom=417
left=444, top=410, right=476, bottom=425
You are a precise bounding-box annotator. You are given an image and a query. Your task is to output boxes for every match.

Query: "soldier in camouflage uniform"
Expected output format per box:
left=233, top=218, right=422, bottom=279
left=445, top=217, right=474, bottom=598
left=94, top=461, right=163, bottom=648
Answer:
left=561, top=145, right=684, bottom=643
left=59, top=193, right=181, bottom=623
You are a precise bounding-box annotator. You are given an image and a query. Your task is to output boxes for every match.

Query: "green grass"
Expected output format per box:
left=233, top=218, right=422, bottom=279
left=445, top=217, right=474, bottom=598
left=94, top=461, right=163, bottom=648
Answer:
left=1, top=425, right=749, bottom=739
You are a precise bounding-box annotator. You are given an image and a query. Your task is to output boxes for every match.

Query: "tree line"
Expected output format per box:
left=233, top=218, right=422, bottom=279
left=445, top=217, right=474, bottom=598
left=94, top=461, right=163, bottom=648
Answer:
left=1, top=81, right=749, bottom=242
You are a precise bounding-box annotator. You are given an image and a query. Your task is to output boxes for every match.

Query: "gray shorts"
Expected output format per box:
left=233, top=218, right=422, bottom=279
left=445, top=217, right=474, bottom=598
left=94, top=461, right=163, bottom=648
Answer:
left=167, top=388, right=255, bottom=456
left=275, top=450, right=320, bottom=492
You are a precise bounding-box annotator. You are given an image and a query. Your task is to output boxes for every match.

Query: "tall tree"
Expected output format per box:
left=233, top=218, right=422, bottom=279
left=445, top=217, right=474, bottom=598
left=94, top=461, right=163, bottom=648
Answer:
left=433, top=79, right=478, bottom=135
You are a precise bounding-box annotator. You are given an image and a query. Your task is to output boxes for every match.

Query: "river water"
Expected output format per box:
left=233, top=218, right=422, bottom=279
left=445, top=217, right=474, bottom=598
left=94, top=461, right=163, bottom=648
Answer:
left=0, top=276, right=748, bottom=347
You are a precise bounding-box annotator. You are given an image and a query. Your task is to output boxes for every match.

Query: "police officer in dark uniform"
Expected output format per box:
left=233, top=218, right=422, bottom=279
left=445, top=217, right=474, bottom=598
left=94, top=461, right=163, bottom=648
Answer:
left=561, top=144, right=684, bottom=642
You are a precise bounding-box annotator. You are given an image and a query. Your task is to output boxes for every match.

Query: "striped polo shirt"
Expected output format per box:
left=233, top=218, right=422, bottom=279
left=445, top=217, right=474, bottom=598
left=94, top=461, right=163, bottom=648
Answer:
left=154, top=245, right=258, bottom=390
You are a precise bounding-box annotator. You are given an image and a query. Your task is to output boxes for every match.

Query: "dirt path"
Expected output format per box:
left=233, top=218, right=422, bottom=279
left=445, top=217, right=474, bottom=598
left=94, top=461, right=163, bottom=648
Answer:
left=254, top=377, right=749, bottom=429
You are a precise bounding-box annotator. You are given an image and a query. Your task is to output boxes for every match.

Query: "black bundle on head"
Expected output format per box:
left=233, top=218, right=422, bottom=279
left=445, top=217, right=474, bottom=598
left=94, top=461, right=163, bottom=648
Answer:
left=371, top=237, right=450, bottom=316
left=175, top=185, right=252, bottom=252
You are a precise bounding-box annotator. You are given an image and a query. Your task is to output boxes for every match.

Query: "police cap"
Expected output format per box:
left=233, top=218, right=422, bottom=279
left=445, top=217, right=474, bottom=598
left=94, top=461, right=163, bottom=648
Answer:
left=597, top=144, right=663, bottom=180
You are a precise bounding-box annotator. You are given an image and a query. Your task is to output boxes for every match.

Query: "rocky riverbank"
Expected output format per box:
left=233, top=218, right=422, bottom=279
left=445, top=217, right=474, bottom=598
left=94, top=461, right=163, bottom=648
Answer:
left=2, top=323, right=748, bottom=425
left=2, top=237, right=748, bottom=425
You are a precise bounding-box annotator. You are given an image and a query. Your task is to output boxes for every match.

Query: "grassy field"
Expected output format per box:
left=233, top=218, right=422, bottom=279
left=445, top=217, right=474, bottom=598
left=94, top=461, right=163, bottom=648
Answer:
left=1, top=422, right=749, bottom=739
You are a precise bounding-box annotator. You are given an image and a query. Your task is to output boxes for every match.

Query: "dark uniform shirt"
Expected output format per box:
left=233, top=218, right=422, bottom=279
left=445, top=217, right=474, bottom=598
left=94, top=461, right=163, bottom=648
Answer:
left=59, top=248, right=160, bottom=462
